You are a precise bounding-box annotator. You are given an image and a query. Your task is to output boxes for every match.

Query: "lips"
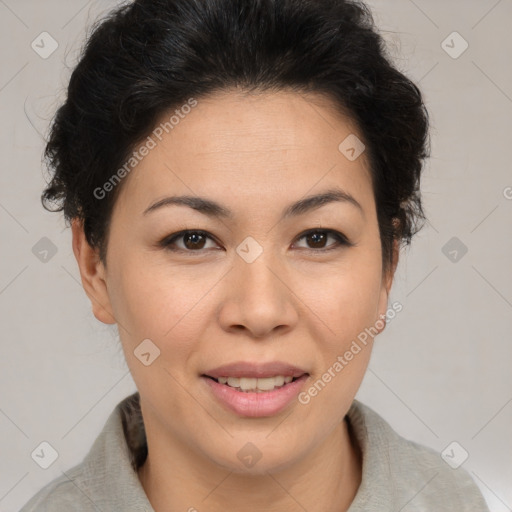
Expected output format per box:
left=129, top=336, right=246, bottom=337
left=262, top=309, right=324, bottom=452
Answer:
left=203, top=361, right=309, bottom=379
left=202, top=372, right=310, bottom=417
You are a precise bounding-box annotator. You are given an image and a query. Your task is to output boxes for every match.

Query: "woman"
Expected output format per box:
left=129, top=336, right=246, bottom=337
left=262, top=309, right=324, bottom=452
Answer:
left=20, top=0, right=490, bottom=510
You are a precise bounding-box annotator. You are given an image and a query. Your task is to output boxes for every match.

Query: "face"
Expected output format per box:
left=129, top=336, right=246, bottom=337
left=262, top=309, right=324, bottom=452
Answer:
left=74, top=88, right=397, bottom=475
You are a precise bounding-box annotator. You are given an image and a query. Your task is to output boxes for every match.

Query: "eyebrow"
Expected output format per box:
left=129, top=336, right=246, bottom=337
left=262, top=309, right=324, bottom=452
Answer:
left=143, top=187, right=364, bottom=220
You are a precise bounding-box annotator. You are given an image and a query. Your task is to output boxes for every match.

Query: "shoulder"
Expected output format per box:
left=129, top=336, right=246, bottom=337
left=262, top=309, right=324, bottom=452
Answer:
left=347, top=399, right=490, bottom=511
left=18, top=464, right=96, bottom=512
left=19, top=393, right=150, bottom=511
left=392, top=434, right=488, bottom=510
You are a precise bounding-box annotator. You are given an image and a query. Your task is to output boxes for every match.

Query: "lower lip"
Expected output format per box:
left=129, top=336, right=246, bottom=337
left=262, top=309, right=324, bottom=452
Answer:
left=202, top=375, right=309, bottom=418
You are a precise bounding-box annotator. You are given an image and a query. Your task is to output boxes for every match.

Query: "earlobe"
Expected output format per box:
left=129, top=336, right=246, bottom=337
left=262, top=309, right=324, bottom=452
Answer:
left=71, top=219, right=117, bottom=325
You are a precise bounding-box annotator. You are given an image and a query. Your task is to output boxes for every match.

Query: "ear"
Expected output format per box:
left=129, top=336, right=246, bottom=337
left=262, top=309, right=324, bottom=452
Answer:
left=71, top=219, right=116, bottom=325
left=375, top=238, right=399, bottom=334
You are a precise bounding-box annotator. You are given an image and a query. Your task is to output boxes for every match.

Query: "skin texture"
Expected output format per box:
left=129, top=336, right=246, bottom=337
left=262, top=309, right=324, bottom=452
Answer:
left=72, top=88, right=399, bottom=512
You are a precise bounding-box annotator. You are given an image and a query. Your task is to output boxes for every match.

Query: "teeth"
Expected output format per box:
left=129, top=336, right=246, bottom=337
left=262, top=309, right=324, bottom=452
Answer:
left=217, top=375, right=296, bottom=391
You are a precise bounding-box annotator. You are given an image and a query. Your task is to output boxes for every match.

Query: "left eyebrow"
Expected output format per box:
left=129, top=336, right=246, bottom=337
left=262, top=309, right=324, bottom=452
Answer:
left=143, top=186, right=365, bottom=220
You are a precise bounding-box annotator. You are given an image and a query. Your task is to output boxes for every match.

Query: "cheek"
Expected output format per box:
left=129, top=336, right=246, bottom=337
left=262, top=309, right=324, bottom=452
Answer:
left=108, top=232, right=383, bottom=362
left=296, top=249, right=383, bottom=388
left=108, top=254, right=222, bottom=357
left=111, top=245, right=382, bottom=333
left=297, top=250, right=383, bottom=330
left=296, top=261, right=381, bottom=427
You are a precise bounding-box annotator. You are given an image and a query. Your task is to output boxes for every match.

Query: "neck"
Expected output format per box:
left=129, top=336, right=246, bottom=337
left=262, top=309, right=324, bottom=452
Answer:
left=137, top=408, right=362, bottom=512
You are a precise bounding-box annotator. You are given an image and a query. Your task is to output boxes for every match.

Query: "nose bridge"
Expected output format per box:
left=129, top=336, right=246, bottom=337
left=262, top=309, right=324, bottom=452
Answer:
left=235, top=234, right=284, bottom=303
left=219, top=234, right=297, bottom=337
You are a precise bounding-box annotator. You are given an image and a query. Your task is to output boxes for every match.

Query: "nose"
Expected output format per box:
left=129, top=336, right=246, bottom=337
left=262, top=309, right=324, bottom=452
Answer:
left=217, top=249, right=299, bottom=339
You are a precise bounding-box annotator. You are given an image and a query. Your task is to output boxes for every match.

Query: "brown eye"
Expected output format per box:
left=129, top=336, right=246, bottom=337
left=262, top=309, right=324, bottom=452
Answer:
left=305, top=231, right=328, bottom=249
left=182, top=232, right=207, bottom=250
left=160, top=230, right=219, bottom=252
left=294, top=229, right=351, bottom=251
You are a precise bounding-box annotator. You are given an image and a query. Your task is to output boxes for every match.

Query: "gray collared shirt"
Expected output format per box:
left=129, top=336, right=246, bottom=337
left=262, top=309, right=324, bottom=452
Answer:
left=19, top=392, right=490, bottom=511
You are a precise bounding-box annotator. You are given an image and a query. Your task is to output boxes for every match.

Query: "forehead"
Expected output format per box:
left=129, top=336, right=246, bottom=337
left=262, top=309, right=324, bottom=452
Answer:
left=115, top=89, right=374, bottom=216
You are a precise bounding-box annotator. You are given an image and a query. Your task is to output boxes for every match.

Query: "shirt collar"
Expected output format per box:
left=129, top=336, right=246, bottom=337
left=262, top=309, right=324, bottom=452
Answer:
left=80, top=392, right=153, bottom=510
left=78, top=391, right=394, bottom=511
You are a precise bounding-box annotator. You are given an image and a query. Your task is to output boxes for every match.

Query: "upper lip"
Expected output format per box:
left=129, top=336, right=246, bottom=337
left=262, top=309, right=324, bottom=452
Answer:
left=203, top=361, right=309, bottom=379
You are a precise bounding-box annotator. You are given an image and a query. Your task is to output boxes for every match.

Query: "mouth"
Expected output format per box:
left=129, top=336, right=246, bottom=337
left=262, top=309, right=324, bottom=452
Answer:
left=200, top=373, right=310, bottom=417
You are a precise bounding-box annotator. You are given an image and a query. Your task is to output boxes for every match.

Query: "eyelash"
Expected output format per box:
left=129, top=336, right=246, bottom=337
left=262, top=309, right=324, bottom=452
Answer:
left=159, top=228, right=353, bottom=255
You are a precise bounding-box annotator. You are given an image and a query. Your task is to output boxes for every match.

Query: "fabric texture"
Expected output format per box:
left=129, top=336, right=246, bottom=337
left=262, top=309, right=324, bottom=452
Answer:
left=19, top=391, right=490, bottom=511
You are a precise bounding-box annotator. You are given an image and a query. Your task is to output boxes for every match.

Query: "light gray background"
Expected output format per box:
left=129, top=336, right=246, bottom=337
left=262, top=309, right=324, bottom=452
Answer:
left=1, top=0, right=511, bottom=510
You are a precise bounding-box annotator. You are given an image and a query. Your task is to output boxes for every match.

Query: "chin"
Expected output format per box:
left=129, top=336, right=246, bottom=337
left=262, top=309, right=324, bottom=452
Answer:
left=206, top=439, right=303, bottom=476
